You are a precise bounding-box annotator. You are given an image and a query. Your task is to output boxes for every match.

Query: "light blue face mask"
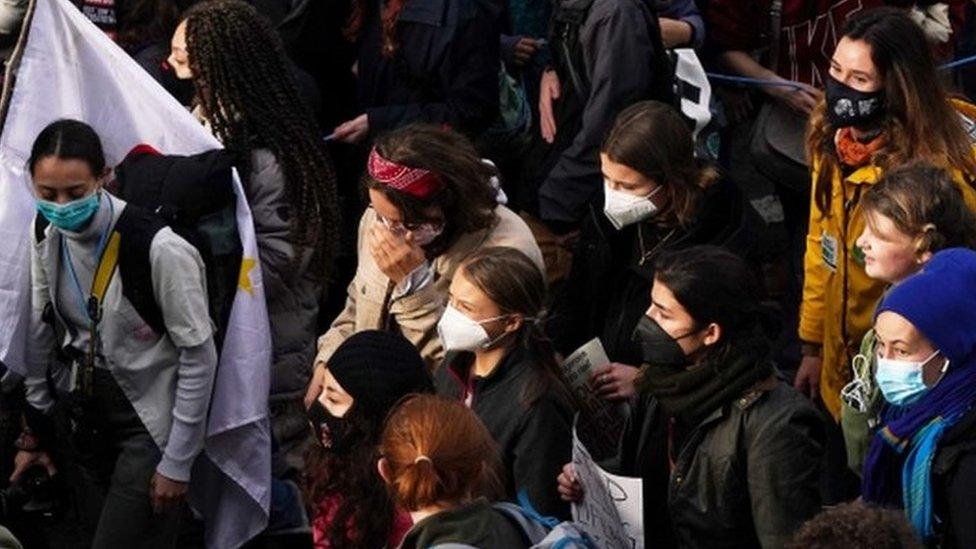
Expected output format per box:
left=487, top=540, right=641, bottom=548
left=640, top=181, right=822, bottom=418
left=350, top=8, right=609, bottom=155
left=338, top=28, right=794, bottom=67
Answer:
left=36, top=191, right=101, bottom=232
left=875, top=350, right=948, bottom=407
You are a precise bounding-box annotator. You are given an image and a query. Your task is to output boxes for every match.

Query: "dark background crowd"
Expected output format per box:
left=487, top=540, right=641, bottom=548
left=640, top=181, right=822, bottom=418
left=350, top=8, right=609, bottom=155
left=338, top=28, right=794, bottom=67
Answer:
left=1, top=0, right=976, bottom=548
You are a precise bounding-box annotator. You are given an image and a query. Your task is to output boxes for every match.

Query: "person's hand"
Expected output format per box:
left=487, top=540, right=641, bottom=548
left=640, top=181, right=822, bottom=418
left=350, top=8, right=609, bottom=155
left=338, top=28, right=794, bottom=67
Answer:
left=794, top=355, right=823, bottom=401
left=368, top=222, right=426, bottom=285
left=539, top=69, right=561, bottom=143
left=150, top=472, right=188, bottom=515
left=9, top=450, right=55, bottom=484
left=333, top=114, right=369, bottom=144
left=513, top=37, right=541, bottom=67
left=304, top=362, right=327, bottom=410
left=591, top=363, right=639, bottom=401
left=766, top=81, right=823, bottom=116
left=659, top=18, right=694, bottom=48
left=557, top=462, right=583, bottom=503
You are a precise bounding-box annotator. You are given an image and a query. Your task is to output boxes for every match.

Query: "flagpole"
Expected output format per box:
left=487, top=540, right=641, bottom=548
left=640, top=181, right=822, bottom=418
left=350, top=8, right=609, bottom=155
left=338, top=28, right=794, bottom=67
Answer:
left=0, top=0, right=38, bottom=134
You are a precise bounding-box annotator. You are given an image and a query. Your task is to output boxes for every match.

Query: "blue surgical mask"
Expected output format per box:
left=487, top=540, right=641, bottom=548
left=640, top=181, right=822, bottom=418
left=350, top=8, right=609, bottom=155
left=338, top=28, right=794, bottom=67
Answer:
left=36, top=191, right=101, bottom=231
left=875, top=350, right=947, bottom=407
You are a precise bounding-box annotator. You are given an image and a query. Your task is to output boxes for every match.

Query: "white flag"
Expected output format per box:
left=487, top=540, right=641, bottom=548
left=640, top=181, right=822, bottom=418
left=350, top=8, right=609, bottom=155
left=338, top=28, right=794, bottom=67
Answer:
left=0, top=0, right=272, bottom=547
left=671, top=48, right=713, bottom=140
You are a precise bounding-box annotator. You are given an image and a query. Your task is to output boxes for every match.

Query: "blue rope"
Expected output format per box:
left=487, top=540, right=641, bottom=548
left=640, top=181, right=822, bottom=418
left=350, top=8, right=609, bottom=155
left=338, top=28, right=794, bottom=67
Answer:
left=942, top=53, right=976, bottom=71
left=703, top=73, right=807, bottom=89
left=705, top=53, right=976, bottom=90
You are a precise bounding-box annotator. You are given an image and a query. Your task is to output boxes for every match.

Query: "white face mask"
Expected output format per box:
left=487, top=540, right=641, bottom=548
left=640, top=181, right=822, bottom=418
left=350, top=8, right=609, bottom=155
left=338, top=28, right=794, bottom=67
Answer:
left=437, top=304, right=510, bottom=352
left=603, top=180, right=663, bottom=230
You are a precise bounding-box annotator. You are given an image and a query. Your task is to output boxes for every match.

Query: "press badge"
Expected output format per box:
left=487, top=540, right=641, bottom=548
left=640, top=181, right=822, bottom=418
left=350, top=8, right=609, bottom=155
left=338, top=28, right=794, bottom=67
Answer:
left=821, top=231, right=839, bottom=272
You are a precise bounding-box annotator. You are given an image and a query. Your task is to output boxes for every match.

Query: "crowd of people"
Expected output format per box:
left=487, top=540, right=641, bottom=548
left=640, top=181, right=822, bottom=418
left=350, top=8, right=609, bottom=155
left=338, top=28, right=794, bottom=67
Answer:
left=1, top=0, right=976, bottom=548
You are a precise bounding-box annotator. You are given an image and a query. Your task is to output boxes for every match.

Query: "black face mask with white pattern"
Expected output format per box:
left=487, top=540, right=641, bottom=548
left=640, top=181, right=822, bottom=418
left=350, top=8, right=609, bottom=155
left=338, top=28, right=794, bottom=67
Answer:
left=306, top=400, right=360, bottom=454
left=825, top=75, right=885, bottom=129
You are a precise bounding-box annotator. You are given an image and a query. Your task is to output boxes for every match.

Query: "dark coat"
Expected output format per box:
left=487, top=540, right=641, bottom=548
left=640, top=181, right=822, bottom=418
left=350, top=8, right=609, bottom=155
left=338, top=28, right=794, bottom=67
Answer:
left=930, top=406, right=976, bottom=548
left=549, top=180, right=759, bottom=364
left=399, top=498, right=528, bottom=549
left=356, top=0, right=500, bottom=136
left=244, top=150, right=322, bottom=464
left=435, top=345, right=574, bottom=520
left=245, top=150, right=321, bottom=402
left=538, top=0, right=672, bottom=223
left=616, top=379, right=824, bottom=548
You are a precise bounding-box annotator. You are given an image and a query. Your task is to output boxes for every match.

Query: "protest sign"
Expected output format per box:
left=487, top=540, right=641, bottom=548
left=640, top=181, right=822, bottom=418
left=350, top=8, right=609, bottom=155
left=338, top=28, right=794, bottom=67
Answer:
left=563, top=338, right=627, bottom=459
left=571, top=421, right=644, bottom=549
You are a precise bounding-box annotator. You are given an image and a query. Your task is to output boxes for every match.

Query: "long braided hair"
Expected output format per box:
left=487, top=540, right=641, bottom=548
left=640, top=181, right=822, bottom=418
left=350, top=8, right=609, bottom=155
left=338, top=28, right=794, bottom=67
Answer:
left=182, top=0, right=339, bottom=278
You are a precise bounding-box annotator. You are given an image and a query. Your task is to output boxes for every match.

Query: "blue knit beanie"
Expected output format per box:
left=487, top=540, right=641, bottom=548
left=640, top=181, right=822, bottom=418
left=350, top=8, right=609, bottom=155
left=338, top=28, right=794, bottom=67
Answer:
left=876, top=248, right=976, bottom=364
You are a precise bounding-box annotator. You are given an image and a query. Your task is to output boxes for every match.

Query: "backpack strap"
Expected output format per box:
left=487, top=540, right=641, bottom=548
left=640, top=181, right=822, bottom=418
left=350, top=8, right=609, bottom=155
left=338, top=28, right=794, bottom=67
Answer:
left=492, top=501, right=551, bottom=545
left=550, top=0, right=596, bottom=98
left=114, top=205, right=167, bottom=335
left=91, top=231, right=121, bottom=310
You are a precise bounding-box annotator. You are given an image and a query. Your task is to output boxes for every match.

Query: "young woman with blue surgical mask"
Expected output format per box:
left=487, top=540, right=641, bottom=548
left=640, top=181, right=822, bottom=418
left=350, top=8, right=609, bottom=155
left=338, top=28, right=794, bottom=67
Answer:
left=839, top=165, right=976, bottom=475
left=862, top=248, right=976, bottom=546
left=434, top=246, right=575, bottom=519
left=872, top=313, right=948, bottom=408
left=549, top=100, right=753, bottom=403
left=10, top=119, right=217, bottom=548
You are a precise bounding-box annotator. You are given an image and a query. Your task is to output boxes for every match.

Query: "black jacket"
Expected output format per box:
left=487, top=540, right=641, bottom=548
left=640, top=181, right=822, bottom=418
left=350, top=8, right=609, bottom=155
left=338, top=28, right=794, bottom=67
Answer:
left=616, top=379, right=824, bottom=548
left=538, top=0, right=672, bottom=223
left=435, top=345, right=574, bottom=520
left=399, top=498, right=528, bottom=549
left=929, top=406, right=976, bottom=548
left=356, top=0, right=499, bottom=136
left=550, top=180, right=758, bottom=364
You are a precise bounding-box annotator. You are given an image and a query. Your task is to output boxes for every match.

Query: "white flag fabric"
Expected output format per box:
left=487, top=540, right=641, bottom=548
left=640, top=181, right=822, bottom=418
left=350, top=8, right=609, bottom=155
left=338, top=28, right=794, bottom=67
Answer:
left=671, top=48, right=713, bottom=140
left=0, top=0, right=272, bottom=546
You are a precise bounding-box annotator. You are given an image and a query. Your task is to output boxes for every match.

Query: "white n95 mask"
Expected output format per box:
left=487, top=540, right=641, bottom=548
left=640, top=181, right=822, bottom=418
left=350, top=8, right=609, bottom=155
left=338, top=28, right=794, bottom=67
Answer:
left=603, top=180, right=663, bottom=230
left=437, top=304, right=509, bottom=352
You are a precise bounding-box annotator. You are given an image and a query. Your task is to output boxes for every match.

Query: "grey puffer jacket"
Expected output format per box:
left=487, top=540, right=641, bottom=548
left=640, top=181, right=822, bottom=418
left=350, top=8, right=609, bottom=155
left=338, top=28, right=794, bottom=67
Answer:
left=244, top=149, right=322, bottom=402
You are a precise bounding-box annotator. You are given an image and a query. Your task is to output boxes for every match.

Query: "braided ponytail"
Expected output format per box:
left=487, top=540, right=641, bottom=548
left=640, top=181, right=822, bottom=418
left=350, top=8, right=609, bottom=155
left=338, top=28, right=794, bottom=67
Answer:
left=183, top=0, right=340, bottom=279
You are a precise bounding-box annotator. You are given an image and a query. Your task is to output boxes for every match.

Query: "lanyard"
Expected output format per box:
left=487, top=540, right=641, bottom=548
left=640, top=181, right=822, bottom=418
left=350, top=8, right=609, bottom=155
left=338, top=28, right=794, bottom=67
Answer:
left=58, top=196, right=120, bottom=397
left=60, top=195, right=114, bottom=324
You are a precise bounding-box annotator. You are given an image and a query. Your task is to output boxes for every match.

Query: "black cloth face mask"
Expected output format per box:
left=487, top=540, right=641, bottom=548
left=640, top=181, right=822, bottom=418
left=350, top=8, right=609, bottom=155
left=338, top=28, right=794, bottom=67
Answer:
left=632, top=315, right=699, bottom=368
left=306, top=399, right=359, bottom=454
left=825, top=75, right=885, bottom=129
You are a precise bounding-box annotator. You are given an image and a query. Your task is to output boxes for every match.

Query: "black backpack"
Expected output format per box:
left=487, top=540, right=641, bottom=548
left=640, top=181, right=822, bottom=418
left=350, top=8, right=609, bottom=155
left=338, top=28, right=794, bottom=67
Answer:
left=549, top=0, right=676, bottom=107
left=111, top=146, right=243, bottom=350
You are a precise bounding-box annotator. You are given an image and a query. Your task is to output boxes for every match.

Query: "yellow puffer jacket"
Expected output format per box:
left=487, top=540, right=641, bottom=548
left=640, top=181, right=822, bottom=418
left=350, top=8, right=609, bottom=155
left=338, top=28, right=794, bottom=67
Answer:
left=800, top=100, right=976, bottom=420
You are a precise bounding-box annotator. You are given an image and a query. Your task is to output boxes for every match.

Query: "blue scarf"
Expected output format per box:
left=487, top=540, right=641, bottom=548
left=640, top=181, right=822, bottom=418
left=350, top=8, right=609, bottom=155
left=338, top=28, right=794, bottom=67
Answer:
left=862, top=362, right=976, bottom=539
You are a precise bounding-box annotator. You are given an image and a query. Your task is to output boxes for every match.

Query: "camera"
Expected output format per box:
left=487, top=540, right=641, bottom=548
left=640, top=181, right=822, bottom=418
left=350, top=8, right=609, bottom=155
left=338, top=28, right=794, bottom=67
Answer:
left=0, top=465, right=60, bottom=521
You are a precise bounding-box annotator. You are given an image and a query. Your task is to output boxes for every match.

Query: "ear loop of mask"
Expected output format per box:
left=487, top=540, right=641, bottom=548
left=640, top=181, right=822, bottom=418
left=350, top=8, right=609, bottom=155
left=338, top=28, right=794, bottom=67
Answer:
left=479, top=314, right=537, bottom=349
left=933, top=355, right=951, bottom=387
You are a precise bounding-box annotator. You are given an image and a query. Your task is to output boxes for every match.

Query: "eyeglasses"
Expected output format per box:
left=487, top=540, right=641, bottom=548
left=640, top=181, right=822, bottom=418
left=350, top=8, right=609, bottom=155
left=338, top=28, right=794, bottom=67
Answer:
left=373, top=208, right=443, bottom=235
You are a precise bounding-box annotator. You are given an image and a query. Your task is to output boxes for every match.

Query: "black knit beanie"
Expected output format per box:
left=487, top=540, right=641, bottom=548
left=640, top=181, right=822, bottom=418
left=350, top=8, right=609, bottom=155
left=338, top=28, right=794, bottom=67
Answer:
left=328, top=330, right=434, bottom=419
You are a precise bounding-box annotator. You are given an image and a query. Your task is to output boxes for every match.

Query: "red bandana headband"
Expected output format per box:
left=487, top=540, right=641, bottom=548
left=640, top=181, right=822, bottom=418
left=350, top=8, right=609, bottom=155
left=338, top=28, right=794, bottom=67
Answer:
left=367, top=146, right=443, bottom=199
